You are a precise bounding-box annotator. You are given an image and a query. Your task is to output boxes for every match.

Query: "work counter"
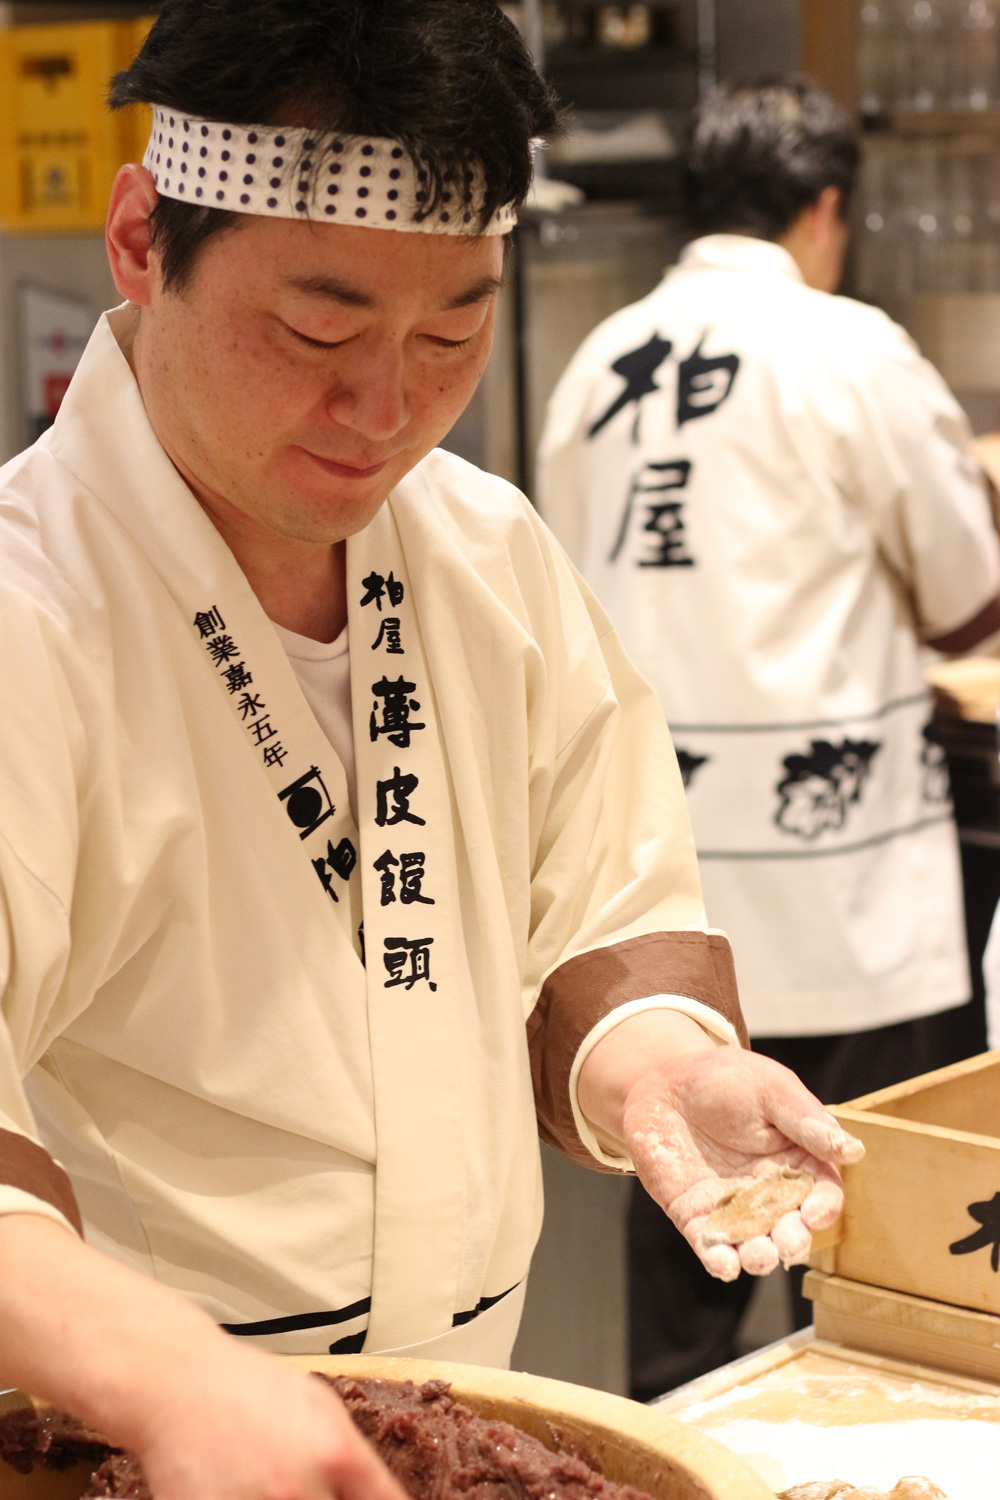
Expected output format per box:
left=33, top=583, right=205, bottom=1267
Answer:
left=659, top=1330, right=1000, bottom=1498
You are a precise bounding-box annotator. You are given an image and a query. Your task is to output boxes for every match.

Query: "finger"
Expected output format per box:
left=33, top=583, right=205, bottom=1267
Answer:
left=800, top=1176, right=845, bottom=1231
left=699, top=1242, right=742, bottom=1281
left=316, top=1395, right=410, bottom=1500
left=771, top=1210, right=812, bottom=1266
left=767, top=1094, right=865, bottom=1166
left=795, top=1115, right=865, bottom=1165
left=324, top=1434, right=409, bottom=1500
left=738, top=1235, right=779, bottom=1276
left=751, top=1059, right=866, bottom=1166
left=682, top=1211, right=744, bottom=1280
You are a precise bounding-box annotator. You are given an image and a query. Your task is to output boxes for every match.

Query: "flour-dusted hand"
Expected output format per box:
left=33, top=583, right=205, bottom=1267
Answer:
left=623, top=1047, right=864, bottom=1280
left=577, top=1011, right=864, bottom=1282
left=129, top=1340, right=408, bottom=1500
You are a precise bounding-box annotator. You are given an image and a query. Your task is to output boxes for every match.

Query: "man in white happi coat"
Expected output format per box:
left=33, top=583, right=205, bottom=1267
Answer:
left=538, top=77, right=1000, bottom=1399
left=0, top=19, right=864, bottom=1500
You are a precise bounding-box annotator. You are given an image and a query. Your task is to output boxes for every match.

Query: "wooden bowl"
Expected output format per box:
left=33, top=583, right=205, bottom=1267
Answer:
left=289, top=1355, right=775, bottom=1500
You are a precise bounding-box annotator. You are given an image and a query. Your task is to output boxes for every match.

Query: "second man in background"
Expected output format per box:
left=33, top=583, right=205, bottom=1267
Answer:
left=538, top=76, right=1000, bottom=1399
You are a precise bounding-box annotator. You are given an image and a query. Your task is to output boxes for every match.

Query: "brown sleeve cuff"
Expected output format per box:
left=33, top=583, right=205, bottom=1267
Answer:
left=526, top=931, right=749, bottom=1171
left=0, top=1128, right=83, bottom=1236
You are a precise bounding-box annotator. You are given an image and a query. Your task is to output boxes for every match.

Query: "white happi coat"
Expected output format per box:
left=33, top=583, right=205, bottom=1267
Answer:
left=0, top=308, right=743, bottom=1363
left=538, top=234, right=1000, bottom=1039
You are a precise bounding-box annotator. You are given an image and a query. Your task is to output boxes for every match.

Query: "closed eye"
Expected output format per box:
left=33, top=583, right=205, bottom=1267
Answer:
left=285, top=323, right=348, bottom=350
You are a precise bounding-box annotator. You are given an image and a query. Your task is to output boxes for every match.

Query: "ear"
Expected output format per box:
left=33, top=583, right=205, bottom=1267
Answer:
left=105, top=164, right=161, bottom=305
left=812, top=185, right=844, bottom=244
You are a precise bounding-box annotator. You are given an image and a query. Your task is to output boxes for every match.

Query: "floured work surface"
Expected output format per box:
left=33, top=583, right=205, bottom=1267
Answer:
left=659, top=1338, right=1000, bottom=1500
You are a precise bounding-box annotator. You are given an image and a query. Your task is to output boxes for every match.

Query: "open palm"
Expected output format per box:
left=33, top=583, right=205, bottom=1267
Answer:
left=622, top=1048, right=864, bottom=1281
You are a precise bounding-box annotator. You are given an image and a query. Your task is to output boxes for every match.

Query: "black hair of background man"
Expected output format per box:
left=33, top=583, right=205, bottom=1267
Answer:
left=683, top=76, right=861, bottom=241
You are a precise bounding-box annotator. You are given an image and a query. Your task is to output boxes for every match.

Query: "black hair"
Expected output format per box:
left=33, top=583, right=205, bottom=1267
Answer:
left=683, top=76, right=861, bottom=240
left=110, top=0, right=560, bottom=289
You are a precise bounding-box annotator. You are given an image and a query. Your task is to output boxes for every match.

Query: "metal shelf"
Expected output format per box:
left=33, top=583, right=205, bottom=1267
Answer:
left=546, top=50, right=699, bottom=112
left=541, top=154, right=682, bottom=205
left=546, top=44, right=697, bottom=68
left=866, top=107, right=1000, bottom=138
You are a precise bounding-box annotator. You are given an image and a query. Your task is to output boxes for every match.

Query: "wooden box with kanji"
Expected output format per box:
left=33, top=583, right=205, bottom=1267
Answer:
left=805, top=1049, right=1000, bottom=1377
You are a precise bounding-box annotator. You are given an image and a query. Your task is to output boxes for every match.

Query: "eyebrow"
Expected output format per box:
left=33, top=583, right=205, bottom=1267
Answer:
left=283, top=272, right=504, bottom=311
left=445, top=275, right=505, bottom=309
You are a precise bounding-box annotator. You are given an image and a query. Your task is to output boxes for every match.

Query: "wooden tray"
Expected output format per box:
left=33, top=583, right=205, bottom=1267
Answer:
left=809, top=1050, right=1000, bottom=1320
left=804, top=1269, right=1000, bottom=1384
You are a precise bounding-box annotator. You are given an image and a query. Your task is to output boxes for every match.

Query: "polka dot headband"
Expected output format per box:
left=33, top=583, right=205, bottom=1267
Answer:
left=143, top=107, right=518, bottom=236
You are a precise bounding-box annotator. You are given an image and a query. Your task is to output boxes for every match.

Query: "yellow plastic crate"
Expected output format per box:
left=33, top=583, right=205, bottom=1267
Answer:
left=0, top=18, right=155, bottom=233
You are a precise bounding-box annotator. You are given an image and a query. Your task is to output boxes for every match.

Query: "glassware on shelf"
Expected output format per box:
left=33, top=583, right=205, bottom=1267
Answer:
left=952, top=0, right=1000, bottom=109
left=976, top=153, right=1000, bottom=288
left=898, top=0, right=949, bottom=109
left=982, top=151, right=1000, bottom=233
left=957, top=151, right=1000, bottom=294
left=898, top=141, right=943, bottom=289
left=855, top=138, right=1000, bottom=300
left=935, top=149, right=978, bottom=288
left=856, top=142, right=895, bottom=294
left=852, top=2, right=1000, bottom=303
left=855, top=139, right=914, bottom=295
left=858, top=1, right=899, bottom=117
left=861, top=0, right=1000, bottom=112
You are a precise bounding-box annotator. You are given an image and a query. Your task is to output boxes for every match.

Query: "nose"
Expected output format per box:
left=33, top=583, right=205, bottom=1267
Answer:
left=325, top=334, right=410, bottom=444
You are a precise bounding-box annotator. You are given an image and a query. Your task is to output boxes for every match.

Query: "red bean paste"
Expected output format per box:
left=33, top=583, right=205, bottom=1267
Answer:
left=0, top=1376, right=663, bottom=1500
left=0, top=1405, right=116, bottom=1476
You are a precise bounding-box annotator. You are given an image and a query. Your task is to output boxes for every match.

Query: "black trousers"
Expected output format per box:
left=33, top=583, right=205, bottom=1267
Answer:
left=627, top=999, right=987, bottom=1403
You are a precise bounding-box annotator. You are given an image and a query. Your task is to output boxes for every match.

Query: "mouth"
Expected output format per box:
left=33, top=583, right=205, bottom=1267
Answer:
left=301, top=449, right=393, bottom=480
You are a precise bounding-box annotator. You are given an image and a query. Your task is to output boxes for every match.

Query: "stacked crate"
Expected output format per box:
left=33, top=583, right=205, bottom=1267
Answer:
left=806, top=1049, right=1000, bottom=1383
left=0, top=18, right=154, bottom=233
